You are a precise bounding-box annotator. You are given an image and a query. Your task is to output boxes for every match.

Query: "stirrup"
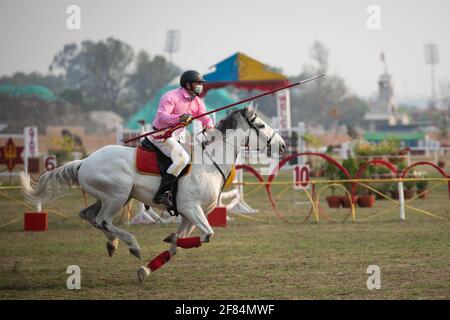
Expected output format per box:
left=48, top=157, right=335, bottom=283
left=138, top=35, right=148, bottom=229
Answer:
left=154, top=191, right=173, bottom=207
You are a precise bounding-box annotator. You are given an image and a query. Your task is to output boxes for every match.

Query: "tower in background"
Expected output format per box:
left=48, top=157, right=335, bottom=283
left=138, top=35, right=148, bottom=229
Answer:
left=424, top=43, right=439, bottom=110
left=164, top=29, right=180, bottom=64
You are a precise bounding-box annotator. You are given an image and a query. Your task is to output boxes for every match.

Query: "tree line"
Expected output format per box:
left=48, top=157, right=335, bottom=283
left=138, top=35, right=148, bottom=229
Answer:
left=1, top=37, right=180, bottom=118
left=1, top=38, right=368, bottom=130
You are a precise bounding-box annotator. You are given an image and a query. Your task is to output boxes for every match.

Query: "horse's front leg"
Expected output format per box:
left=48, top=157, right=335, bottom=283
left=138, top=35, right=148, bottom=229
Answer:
left=163, top=205, right=214, bottom=248
left=167, top=221, right=197, bottom=256
left=137, top=206, right=213, bottom=283
left=138, top=216, right=195, bottom=283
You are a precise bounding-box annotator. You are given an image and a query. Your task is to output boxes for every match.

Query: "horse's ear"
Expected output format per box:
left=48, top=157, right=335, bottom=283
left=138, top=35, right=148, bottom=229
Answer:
left=244, top=103, right=256, bottom=119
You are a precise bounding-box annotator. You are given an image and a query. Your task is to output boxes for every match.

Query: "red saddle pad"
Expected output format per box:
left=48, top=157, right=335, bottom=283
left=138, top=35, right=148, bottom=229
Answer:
left=135, top=147, right=160, bottom=175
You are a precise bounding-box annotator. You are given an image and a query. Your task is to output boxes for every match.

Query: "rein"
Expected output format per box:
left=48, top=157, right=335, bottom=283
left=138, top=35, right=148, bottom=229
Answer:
left=199, top=113, right=274, bottom=191
left=243, top=114, right=276, bottom=156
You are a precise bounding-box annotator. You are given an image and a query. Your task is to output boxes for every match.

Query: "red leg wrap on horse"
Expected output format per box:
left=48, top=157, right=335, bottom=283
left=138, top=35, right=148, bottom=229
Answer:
left=176, top=236, right=202, bottom=249
left=148, top=250, right=171, bottom=272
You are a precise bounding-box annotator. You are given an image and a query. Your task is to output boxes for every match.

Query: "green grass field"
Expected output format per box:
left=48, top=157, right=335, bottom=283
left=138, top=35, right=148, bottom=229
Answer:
left=0, top=169, right=449, bottom=299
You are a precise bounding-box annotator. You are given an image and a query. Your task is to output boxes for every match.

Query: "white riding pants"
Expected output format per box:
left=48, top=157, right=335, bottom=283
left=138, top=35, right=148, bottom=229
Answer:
left=148, top=135, right=190, bottom=177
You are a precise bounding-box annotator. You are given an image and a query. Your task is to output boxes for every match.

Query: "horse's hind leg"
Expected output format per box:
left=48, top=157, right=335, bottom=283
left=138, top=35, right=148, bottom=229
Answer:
left=103, top=222, right=141, bottom=259
left=79, top=200, right=119, bottom=257
left=103, top=231, right=119, bottom=257
left=103, top=198, right=133, bottom=257
left=95, top=199, right=142, bottom=259
left=79, top=200, right=101, bottom=224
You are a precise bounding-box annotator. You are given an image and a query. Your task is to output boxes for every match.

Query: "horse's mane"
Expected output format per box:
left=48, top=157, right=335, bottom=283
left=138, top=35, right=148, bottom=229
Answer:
left=215, top=109, right=243, bottom=134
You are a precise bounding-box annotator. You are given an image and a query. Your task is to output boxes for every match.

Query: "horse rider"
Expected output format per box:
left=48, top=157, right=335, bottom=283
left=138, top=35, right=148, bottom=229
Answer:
left=149, top=70, right=214, bottom=208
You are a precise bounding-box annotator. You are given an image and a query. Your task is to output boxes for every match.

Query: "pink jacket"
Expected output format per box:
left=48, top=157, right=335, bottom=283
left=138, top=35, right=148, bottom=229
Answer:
left=152, top=88, right=213, bottom=131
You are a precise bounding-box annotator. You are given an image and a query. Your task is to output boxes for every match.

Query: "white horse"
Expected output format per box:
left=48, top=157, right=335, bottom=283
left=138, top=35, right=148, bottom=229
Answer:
left=20, top=106, right=285, bottom=282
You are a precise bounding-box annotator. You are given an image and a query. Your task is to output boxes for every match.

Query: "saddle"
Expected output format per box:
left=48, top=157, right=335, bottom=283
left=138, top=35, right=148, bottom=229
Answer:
left=135, top=137, right=191, bottom=216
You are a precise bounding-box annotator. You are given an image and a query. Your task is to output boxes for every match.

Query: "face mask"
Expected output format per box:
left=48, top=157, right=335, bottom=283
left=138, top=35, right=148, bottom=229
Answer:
left=193, top=84, right=203, bottom=95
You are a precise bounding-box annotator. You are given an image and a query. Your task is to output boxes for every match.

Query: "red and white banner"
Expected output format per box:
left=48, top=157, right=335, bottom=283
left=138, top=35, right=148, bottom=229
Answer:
left=276, top=89, right=291, bottom=130
left=24, top=126, right=38, bottom=158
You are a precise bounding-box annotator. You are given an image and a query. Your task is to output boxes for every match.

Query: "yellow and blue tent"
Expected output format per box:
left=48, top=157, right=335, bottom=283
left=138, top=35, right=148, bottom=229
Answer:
left=203, top=52, right=289, bottom=94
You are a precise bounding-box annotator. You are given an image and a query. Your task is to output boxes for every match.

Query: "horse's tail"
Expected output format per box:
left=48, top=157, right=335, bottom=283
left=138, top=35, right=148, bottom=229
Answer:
left=20, top=160, right=83, bottom=205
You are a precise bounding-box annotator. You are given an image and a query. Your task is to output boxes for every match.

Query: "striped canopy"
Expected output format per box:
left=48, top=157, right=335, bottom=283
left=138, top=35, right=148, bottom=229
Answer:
left=202, top=52, right=289, bottom=94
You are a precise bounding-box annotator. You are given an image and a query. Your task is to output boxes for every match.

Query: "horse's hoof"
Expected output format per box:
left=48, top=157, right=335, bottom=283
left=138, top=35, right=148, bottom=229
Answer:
left=163, top=233, right=177, bottom=244
left=106, top=242, right=116, bottom=258
left=93, top=220, right=103, bottom=230
left=138, top=266, right=150, bottom=283
left=129, top=248, right=142, bottom=259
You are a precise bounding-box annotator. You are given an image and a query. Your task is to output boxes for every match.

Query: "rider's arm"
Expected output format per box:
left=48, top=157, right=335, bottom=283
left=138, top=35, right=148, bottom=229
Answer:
left=195, top=100, right=214, bottom=129
left=155, top=95, right=180, bottom=127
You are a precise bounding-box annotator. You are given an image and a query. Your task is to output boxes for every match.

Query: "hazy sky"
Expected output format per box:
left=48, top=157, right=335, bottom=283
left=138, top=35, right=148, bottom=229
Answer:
left=0, top=0, right=449, bottom=99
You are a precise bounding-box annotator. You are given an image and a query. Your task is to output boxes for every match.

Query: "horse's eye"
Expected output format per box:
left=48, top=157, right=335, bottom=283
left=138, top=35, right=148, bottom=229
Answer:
left=256, top=123, right=265, bottom=129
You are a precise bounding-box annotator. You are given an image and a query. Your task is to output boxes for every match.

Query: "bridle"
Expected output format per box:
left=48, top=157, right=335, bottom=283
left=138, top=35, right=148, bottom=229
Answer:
left=200, top=112, right=275, bottom=156
left=198, top=111, right=276, bottom=191
left=243, top=113, right=276, bottom=157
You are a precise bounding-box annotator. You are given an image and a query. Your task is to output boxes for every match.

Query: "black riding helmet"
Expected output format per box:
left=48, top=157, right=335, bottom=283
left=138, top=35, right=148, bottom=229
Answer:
left=179, top=70, right=206, bottom=89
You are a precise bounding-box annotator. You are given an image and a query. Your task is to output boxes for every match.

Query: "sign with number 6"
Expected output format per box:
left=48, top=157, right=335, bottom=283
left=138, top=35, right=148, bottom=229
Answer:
left=44, top=155, right=57, bottom=171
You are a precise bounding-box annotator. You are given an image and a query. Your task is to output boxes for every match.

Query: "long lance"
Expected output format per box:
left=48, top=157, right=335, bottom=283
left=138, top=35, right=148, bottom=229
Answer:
left=124, top=73, right=325, bottom=143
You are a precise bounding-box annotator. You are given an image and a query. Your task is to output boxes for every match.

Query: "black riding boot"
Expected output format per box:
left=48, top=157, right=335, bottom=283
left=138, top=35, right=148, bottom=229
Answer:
left=153, top=173, right=178, bottom=207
